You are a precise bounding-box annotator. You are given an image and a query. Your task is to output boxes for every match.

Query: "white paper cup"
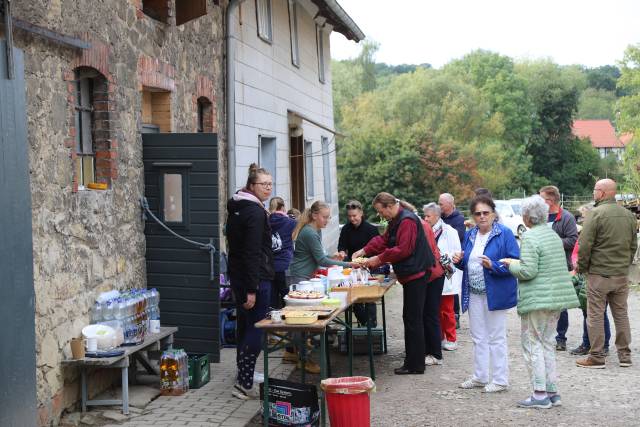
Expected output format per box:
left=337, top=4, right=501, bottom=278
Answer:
left=270, top=310, right=283, bottom=323
left=86, top=337, right=98, bottom=352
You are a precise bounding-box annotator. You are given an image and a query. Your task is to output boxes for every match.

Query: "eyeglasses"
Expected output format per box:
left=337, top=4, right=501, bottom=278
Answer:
left=473, top=210, right=492, bottom=217
left=345, top=203, right=362, bottom=210
left=254, top=182, right=273, bottom=188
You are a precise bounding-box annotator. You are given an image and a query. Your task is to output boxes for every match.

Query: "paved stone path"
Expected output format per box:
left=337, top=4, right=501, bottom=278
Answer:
left=369, top=283, right=640, bottom=426
left=101, top=349, right=293, bottom=427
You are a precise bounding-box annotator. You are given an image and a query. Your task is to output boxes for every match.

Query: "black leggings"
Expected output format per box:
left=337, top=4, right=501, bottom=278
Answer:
left=424, top=276, right=444, bottom=360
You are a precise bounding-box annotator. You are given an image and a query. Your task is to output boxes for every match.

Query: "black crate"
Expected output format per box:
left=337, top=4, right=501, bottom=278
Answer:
left=188, top=353, right=210, bottom=389
left=337, top=327, right=384, bottom=355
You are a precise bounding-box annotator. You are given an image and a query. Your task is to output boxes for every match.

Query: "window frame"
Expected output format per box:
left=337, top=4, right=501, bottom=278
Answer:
left=304, top=139, right=314, bottom=199
left=74, top=70, right=96, bottom=188
left=288, top=0, right=300, bottom=67
left=158, top=168, right=191, bottom=228
left=255, top=0, right=273, bottom=43
left=316, top=24, right=325, bottom=83
left=259, top=135, right=277, bottom=195
left=321, top=136, right=331, bottom=203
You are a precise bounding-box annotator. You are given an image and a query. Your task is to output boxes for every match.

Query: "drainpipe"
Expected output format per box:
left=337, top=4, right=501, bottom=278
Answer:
left=225, top=0, right=245, bottom=196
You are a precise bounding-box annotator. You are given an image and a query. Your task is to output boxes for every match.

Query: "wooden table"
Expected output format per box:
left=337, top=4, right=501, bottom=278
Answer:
left=61, top=326, right=177, bottom=414
left=256, top=281, right=396, bottom=427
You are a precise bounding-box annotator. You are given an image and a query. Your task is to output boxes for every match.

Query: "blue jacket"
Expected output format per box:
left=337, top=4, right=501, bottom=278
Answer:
left=459, top=222, right=520, bottom=312
left=442, top=209, right=466, bottom=244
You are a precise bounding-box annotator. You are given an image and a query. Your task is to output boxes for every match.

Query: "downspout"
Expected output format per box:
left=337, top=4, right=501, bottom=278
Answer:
left=225, top=0, right=246, bottom=196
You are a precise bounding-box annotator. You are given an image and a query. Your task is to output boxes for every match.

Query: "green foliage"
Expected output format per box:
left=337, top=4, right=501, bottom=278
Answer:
left=577, top=88, right=616, bottom=120
left=585, top=65, right=621, bottom=92
left=617, top=44, right=640, bottom=194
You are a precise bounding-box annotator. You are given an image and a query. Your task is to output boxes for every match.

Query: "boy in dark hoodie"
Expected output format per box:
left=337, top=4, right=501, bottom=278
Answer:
left=268, top=197, right=297, bottom=309
left=226, top=164, right=274, bottom=400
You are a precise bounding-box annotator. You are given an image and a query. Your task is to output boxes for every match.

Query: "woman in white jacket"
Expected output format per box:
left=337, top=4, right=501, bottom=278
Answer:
left=424, top=203, right=463, bottom=351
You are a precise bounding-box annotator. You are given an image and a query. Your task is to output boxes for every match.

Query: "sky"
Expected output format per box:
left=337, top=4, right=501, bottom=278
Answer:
left=330, top=0, right=640, bottom=68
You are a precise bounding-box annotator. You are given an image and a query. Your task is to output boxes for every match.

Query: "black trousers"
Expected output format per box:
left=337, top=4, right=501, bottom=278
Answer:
left=353, top=303, right=377, bottom=327
left=424, top=276, right=444, bottom=360
left=270, top=271, right=288, bottom=310
left=402, top=276, right=428, bottom=372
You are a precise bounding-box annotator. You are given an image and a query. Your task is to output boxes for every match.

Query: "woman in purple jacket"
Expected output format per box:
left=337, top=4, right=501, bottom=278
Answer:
left=269, top=197, right=297, bottom=309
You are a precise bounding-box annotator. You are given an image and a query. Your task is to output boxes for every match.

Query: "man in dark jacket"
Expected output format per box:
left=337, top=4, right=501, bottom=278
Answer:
left=539, top=185, right=579, bottom=351
left=226, top=165, right=274, bottom=400
left=438, top=193, right=466, bottom=326
left=337, top=200, right=380, bottom=327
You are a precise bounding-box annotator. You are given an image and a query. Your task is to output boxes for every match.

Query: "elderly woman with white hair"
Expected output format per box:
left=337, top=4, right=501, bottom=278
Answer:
left=500, top=195, right=580, bottom=409
left=423, top=202, right=463, bottom=351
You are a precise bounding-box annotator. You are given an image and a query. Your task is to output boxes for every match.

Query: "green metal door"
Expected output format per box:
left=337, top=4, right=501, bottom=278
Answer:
left=142, top=133, right=220, bottom=361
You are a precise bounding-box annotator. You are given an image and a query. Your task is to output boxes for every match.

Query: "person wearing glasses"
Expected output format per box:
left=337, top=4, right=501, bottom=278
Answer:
left=226, top=163, right=274, bottom=400
left=337, top=200, right=380, bottom=327
left=353, top=193, right=436, bottom=375
left=453, top=194, right=519, bottom=393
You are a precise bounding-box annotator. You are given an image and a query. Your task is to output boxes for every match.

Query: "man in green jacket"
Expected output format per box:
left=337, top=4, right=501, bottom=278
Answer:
left=576, top=179, right=638, bottom=369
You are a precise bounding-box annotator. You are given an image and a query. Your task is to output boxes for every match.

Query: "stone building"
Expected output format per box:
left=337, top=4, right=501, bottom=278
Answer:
left=1, top=0, right=362, bottom=425
left=3, top=1, right=224, bottom=425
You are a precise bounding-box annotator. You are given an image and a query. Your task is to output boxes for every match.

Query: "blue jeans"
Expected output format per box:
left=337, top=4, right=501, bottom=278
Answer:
left=236, top=280, right=271, bottom=388
left=555, top=310, right=569, bottom=343
left=582, top=306, right=610, bottom=349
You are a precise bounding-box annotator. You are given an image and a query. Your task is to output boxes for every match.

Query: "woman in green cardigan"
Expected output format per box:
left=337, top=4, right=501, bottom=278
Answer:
left=501, top=195, right=580, bottom=410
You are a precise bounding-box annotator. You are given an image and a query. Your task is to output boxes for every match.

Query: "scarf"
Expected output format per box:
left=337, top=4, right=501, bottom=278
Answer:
left=232, top=188, right=268, bottom=212
left=432, top=218, right=444, bottom=241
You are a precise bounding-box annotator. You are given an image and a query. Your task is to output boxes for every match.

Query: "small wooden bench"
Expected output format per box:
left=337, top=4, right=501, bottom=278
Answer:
left=61, top=326, right=178, bottom=414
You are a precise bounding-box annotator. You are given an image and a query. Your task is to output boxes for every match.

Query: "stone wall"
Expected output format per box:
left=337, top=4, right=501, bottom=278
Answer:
left=9, top=1, right=225, bottom=425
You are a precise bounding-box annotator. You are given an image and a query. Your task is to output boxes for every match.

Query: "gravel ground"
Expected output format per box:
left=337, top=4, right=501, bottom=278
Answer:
left=369, top=283, right=640, bottom=426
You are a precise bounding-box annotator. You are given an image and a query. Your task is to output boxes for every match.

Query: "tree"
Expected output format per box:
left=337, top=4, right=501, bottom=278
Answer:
left=617, top=44, right=640, bottom=194
left=577, top=88, right=616, bottom=120
left=585, top=65, right=621, bottom=92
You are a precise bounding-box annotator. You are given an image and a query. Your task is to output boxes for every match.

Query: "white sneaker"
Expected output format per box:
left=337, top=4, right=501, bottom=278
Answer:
left=442, top=341, right=457, bottom=351
left=232, top=383, right=260, bottom=400
left=425, top=355, right=443, bottom=366
left=459, top=377, right=486, bottom=389
left=483, top=382, right=508, bottom=393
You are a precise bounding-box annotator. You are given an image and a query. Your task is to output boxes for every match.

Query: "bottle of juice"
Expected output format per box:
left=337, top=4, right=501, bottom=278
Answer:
left=160, top=351, right=179, bottom=395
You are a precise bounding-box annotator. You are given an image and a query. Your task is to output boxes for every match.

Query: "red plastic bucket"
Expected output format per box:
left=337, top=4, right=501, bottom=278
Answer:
left=321, top=377, right=375, bottom=427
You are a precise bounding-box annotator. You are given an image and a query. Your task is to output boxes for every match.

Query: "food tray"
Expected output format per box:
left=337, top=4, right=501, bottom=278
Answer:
left=283, top=306, right=336, bottom=318
left=284, top=312, right=318, bottom=325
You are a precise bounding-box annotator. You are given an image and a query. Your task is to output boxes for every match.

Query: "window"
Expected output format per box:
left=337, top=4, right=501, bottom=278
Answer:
left=74, top=70, right=96, bottom=188
left=321, top=137, right=331, bottom=203
left=142, top=0, right=170, bottom=23
left=259, top=136, right=277, bottom=193
left=197, top=97, right=213, bottom=133
left=142, top=89, right=172, bottom=132
left=256, top=0, right=273, bottom=42
left=304, top=140, right=314, bottom=198
left=163, top=174, right=184, bottom=222
left=288, top=0, right=300, bottom=67
left=176, top=0, right=207, bottom=25
left=316, top=24, right=325, bottom=83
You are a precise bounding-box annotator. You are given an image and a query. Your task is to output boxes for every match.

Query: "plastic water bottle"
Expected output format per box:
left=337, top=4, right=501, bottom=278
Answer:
left=104, top=300, right=114, bottom=320
left=91, top=301, right=103, bottom=323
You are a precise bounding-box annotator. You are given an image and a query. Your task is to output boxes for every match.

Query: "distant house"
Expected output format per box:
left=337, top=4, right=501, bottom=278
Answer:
left=571, top=120, right=632, bottom=161
left=228, top=0, right=364, bottom=249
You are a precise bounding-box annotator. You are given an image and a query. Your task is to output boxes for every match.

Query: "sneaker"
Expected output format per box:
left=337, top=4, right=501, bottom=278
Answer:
left=569, top=345, right=589, bottom=356
left=517, top=396, right=552, bottom=409
left=232, top=383, right=259, bottom=400
left=442, top=341, right=457, bottom=351
left=296, top=359, right=321, bottom=374
left=620, top=359, right=633, bottom=367
left=576, top=357, right=605, bottom=369
left=549, top=394, right=562, bottom=407
left=425, top=355, right=443, bottom=366
left=282, top=350, right=298, bottom=364
left=556, top=341, right=566, bottom=351
left=483, top=383, right=508, bottom=393
left=459, top=378, right=486, bottom=389
left=253, top=372, right=264, bottom=383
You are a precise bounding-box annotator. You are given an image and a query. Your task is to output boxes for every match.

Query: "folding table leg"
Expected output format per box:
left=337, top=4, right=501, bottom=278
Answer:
left=320, top=330, right=327, bottom=427
left=367, top=313, right=375, bottom=380
left=263, top=332, right=269, bottom=427
left=300, top=332, right=306, bottom=384
left=81, top=368, right=87, bottom=413
left=121, top=366, right=129, bottom=415
left=382, top=296, right=388, bottom=354
left=347, top=307, right=353, bottom=376
left=324, top=332, right=332, bottom=378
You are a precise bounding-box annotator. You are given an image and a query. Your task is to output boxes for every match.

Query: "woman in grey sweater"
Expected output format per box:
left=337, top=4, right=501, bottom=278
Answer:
left=288, top=201, right=352, bottom=282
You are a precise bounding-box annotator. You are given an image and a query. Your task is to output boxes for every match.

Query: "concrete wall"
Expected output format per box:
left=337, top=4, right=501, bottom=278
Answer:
left=9, top=1, right=224, bottom=424
left=232, top=0, right=341, bottom=249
